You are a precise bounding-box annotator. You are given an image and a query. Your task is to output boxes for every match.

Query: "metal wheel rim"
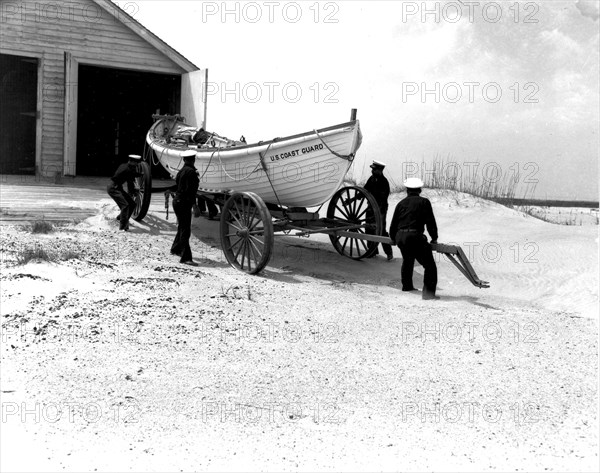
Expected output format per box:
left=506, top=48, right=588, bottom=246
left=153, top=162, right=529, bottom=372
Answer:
left=132, top=161, right=151, bottom=221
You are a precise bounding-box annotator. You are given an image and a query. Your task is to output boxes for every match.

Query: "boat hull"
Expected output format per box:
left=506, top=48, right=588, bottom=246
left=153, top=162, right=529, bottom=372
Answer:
left=146, top=119, right=362, bottom=208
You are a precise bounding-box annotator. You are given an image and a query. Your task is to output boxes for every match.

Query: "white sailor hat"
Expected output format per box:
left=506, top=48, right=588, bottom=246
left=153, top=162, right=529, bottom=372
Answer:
left=370, top=160, right=386, bottom=169
left=403, top=177, right=424, bottom=189
left=128, top=154, right=142, bottom=161
left=182, top=150, right=197, bottom=160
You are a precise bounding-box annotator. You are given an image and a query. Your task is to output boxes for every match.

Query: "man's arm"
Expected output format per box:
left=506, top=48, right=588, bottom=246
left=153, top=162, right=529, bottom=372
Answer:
left=126, top=173, right=136, bottom=195
left=383, top=178, right=390, bottom=202
left=424, top=200, right=438, bottom=242
left=389, top=204, right=400, bottom=243
left=191, top=170, right=200, bottom=195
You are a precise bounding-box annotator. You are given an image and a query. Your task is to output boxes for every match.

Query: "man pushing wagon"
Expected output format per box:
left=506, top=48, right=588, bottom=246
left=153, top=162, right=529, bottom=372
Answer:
left=389, top=177, right=439, bottom=300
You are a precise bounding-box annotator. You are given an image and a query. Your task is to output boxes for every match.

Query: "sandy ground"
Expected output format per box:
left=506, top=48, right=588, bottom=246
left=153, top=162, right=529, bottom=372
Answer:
left=0, top=190, right=598, bottom=472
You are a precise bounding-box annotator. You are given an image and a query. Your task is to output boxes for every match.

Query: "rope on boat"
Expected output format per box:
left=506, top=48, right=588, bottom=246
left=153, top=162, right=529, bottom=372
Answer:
left=313, top=128, right=358, bottom=161
left=197, top=149, right=218, bottom=182
left=258, top=142, right=284, bottom=209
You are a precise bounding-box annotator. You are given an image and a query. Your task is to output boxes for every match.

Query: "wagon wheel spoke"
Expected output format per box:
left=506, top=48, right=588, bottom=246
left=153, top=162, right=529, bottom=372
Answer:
left=240, top=240, right=249, bottom=270
left=245, top=239, right=255, bottom=272
left=249, top=234, right=265, bottom=246
left=248, top=236, right=263, bottom=259
left=233, top=238, right=246, bottom=261
left=226, top=236, right=244, bottom=252
left=242, top=200, right=250, bottom=227
left=344, top=189, right=355, bottom=217
left=230, top=201, right=245, bottom=229
left=351, top=190, right=361, bottom=217
left=247, top=240, right=258, bottom=271
left=247, top=205, right=259, bottom=231
left=240, top=240, right=248, bottom=269
left=244, top=201, right=254, bottom=227
left=226, top=218, right=245, bottom=231
left=355, top=200, right=368, bottom=220
left=341, top=236, right=349, bottom=253
left=335, top=204, right=351, bottom=220
left=357, top=238, right=368, bottom=252
left=240, top=240, right=247, bottom=271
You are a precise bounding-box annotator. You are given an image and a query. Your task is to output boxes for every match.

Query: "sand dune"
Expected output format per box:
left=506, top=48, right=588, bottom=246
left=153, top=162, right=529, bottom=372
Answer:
left=0, top=190, right=597, bottom=472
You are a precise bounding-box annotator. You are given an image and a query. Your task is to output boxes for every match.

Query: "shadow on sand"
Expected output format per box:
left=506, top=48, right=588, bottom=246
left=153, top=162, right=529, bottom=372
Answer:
left=133, top=212, right=495, bottom=304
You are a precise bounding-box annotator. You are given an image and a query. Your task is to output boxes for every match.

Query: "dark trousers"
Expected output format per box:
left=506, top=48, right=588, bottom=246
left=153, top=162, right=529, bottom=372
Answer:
left=366, top=208, right=393, bottom=257
left=107, top=184, right=135, bottom=229
left=396, top=232, right=437, bottom=295
left=197, top=196, right=219, bottom=217
left=171, top=197, right=193, bottom=262
left=380, top=213, right=393, bottom=257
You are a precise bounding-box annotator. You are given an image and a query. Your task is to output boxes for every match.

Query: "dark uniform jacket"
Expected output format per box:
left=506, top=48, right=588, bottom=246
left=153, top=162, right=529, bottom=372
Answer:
left=364, top=174, right=390, bottom=213
left=175, top=164, right=200, bottom=201
left=389, top=194, right=438, bottom=243
left=110, top=163, right=138, bottom=194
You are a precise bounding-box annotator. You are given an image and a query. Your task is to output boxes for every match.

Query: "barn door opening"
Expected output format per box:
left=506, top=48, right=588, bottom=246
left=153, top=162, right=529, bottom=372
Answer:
left=0, top=54, right=38, bottom=174
left=75, top=65, right=180, bottom=176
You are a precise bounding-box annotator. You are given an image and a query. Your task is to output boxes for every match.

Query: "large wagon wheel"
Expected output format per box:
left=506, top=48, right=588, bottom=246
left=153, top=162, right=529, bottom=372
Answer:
left=327, top=185, right=382, bottom=260
left=220, top=192, right=274, bottom=274
left=132, top=161, right=152, bottom=221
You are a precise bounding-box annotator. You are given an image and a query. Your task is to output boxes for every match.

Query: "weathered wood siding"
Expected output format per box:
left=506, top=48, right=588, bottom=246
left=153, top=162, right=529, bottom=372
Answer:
left=0, top=0, right=187, bottom=175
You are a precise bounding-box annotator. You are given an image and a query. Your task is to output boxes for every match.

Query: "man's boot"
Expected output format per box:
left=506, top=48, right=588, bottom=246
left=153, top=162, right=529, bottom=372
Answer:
left=422, top=286, right=440, bottom=300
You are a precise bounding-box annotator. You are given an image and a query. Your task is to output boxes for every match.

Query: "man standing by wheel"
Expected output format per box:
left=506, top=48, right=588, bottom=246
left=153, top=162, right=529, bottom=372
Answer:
left=107, top=154, right=141, bottom=231
left=389, top=177, right=439, bottom=300
left=364, top=160, right=394, bottom=261
left=171, top=150, right=200, bottom=266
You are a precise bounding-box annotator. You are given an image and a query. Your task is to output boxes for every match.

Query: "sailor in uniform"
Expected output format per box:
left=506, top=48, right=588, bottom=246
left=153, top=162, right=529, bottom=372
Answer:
left=389, top=177, right=439, bottom=300
left=107, top=154, right=141, bottom=231
left=364, top=160, right=394, bottom=261
left=171, top=150, right=200, bottom=265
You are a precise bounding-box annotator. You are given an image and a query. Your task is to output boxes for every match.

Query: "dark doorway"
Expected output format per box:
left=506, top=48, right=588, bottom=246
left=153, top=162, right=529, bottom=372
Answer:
left=76, top=65, right=180, bottom=177
left=0, top=54, right=38, bottom=174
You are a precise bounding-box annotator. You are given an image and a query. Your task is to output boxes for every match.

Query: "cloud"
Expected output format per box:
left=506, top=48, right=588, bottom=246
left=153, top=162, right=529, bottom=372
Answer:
left=575, top=0, right=599, bottom=21
left=538, top=28, right=585, bottom=62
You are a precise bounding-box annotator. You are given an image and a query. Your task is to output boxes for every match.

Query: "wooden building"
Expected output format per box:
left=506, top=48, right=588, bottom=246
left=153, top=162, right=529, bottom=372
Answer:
left=0, top=0, right=206, bottom=177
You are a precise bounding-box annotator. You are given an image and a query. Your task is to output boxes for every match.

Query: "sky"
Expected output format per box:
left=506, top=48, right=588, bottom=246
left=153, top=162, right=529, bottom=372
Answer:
left=124, top=0, right=599, bottom=201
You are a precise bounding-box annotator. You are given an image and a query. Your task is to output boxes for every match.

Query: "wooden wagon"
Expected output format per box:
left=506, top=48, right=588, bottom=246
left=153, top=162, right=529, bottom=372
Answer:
left=130, top=110, right=489, bottom=288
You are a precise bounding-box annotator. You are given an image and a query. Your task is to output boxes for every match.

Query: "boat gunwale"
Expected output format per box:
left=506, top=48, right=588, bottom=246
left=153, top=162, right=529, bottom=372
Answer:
left=148, top=119, right=360, bottom=153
